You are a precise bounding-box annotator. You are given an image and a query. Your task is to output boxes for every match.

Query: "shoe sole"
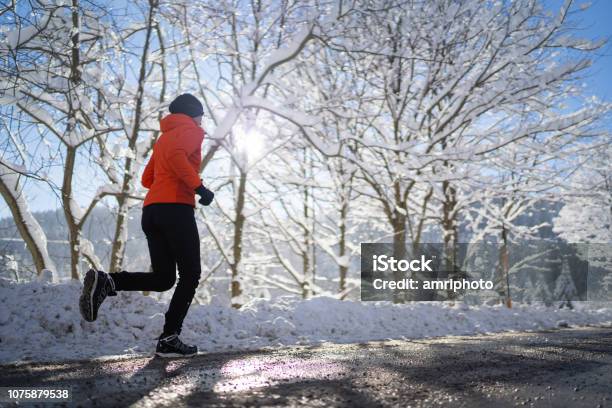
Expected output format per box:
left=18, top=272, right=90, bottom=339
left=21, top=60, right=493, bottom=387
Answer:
left=79, top=269, right=98, bottom=322
left=155, top=351, right=197, bottom=358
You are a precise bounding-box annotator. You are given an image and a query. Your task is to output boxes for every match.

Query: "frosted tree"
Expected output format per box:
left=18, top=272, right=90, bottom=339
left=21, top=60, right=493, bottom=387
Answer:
left=316, top=149, right=361, bottom=298
left=602, top=274, right=612, bottom=301
left=315, top=0, right=610, bottom=303
left=532, top=281, right=553, bottom=307
left=0, top=96, right=56, bottom=275
left=298, top=46, right=366, bottom=297
left=522, top=276, right=553, bottom=305
left=554, top=259, right=577, bottom=309
left=105, top=0, right=169, bottom=273
left=461, top=142, right=565, bottom=305
left=252, top=139, right=322, bottom=299
left=181, top=0, right=324, bottom=307
left=0, top=0, right=124, bottom=277
left=522, top=278, right=536, bottom=304
left=252, top=44, right=364, bottom=299
left=0, top=254, right=19, bottom=281
left=1, top=0, right=183, bottom=278
left=553, top=145, right=611, bottom=272
left=172, top=0, right=368, bottom=306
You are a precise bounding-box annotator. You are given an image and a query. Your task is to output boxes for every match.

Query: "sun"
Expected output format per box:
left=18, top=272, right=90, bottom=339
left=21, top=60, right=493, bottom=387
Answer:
left=234, top=123, right=265, bottom=162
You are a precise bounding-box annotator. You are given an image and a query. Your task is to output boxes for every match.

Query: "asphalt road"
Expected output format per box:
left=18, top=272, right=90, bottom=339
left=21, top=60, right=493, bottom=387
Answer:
left=1, top=327, right=611, bottom=407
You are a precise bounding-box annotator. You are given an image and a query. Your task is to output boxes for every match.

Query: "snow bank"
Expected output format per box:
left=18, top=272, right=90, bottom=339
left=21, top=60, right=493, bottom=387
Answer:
left=1, top=279, right=611, bottom=364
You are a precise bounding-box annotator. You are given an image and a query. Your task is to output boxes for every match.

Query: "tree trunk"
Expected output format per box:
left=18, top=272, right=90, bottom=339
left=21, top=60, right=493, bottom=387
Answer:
left=301, top=147, right=315, bottom=299
left=338, top=198, right=348, bottom=295
left=63, top=0, right=82, bottom=280
left=231, top=170, right=247, bottom=308
left=109, top=194, right=129, bottom=272
left=0, top=171, right=54, bottom=274
left=391, top=213, right=407, bottom=303
left=500, top=224, right=511, bottom=308
left=442, top=180, right=459, bottom=299
left=62, top=146, right=81, bottom=280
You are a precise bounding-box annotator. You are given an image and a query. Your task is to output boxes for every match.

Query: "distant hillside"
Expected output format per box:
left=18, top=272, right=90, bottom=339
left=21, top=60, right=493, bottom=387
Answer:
left=0, top=200, right=564, bottom=282
left=0, top=206, right=148, bottom=281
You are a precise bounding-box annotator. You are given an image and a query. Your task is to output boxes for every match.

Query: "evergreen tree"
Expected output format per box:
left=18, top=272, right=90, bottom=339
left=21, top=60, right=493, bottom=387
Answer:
left=554, top=260, right=577, bottom=309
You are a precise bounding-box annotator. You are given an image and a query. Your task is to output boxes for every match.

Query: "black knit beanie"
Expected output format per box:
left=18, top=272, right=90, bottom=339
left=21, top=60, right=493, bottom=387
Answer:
left=169, top=93, right=204, bottom=118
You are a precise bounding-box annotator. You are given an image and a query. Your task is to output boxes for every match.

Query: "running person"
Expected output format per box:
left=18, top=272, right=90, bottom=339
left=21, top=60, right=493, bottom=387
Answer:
left=79, top=93, right=214, bottom=357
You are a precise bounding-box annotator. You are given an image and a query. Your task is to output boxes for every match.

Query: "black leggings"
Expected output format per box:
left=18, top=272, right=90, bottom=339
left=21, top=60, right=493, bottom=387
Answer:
left=110, top=203, right=201, bottom=336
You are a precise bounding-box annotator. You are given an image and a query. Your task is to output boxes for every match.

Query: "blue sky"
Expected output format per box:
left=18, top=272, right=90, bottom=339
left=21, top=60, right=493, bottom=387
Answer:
left=559, top=0, right=612, bottom=101
left=1, top=0, right=611, bottom=217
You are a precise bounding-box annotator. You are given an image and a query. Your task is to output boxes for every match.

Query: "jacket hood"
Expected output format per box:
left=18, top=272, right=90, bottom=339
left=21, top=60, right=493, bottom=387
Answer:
left=160, top=113, right=198, bottom=133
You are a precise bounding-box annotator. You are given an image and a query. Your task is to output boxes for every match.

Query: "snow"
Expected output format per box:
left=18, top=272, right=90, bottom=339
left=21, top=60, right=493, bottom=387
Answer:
left=78, top=238, right=103, bottom=271
left=95, top=183, right=122, bottom=197
left=241, top=25, right=313, bottom=98
left=242, top=96, right=319, bottom=127
left=6, top=25, right=39, bottom=49
left=0, top=279, right=611, bottom=364
left=68, top=197, right=85, bottom=224
left=3, top=6, right=55, bottom=50
left=37, top=268, right=55, bottom=283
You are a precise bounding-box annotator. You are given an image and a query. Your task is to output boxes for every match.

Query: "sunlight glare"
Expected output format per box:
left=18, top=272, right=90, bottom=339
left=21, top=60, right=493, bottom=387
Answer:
left=234, top=123, right=265, bottom=162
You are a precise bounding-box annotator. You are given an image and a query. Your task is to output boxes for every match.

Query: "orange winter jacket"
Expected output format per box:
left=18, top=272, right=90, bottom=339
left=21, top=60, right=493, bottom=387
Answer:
left=142, top=113, right=205, bottom=207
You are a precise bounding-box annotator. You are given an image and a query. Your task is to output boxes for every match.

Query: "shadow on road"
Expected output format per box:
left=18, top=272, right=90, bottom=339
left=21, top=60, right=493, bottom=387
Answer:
left=1, top=327, right=612, bottom=407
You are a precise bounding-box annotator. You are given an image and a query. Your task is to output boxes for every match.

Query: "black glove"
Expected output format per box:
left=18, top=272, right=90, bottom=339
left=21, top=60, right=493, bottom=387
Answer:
left=195, top=185, right=214, bottom=206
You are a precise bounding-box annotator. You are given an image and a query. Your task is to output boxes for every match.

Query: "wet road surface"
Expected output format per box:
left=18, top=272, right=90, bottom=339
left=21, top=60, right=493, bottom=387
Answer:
left=1, top=327, right=611, bottom=407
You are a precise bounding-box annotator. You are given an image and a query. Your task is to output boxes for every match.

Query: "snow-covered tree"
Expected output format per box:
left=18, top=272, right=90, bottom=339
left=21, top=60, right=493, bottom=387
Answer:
left=0, top=0, right=119, bottom=278
left=318, top=0, right=609, bottom=303
left=554, top=145, right=611, bottom=266
left=104, top=0, right=169, bottom=273
left=602, top=274, right=612, bottom=301
left=186, top=0, right=336, bottom=307
left=554, top=259, right=577, bottom=309
left=0, top=160, right=55, bottom=274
